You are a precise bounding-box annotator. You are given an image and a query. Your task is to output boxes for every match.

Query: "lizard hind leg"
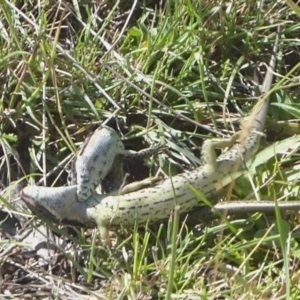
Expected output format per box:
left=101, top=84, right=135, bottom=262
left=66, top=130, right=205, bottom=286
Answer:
left=200, top=131, right=241, bottom=171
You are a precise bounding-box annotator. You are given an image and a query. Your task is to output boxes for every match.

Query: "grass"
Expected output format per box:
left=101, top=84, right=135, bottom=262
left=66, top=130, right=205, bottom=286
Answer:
left=1, top=0, right=300, bottom=299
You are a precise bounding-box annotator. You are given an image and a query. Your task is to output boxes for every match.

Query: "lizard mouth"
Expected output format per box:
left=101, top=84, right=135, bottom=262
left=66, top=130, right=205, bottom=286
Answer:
left=20, top=189, right=60, bottom=221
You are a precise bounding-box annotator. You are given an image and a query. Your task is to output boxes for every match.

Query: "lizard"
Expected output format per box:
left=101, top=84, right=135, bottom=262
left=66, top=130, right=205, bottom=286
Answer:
left=21, top=27, right=300, bottom=245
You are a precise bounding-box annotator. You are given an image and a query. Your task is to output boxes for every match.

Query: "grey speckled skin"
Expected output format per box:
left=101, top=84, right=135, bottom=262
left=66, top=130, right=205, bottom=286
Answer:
left=21, top=28, right=300, bottom=245
left=70, top=125, right=162, bottom=201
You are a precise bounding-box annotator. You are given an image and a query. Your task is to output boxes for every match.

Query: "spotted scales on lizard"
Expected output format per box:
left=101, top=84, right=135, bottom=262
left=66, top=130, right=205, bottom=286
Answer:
left=69, top=125, right=163, bottom=201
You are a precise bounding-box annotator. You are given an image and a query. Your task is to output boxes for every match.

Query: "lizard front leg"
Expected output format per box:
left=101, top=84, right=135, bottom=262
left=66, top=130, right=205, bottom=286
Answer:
left=200, top=132, right=241, bottom=172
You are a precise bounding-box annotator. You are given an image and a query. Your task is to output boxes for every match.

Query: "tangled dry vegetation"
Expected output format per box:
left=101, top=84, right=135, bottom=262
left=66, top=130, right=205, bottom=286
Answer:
left=1, top=0, right=300, bottom=299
